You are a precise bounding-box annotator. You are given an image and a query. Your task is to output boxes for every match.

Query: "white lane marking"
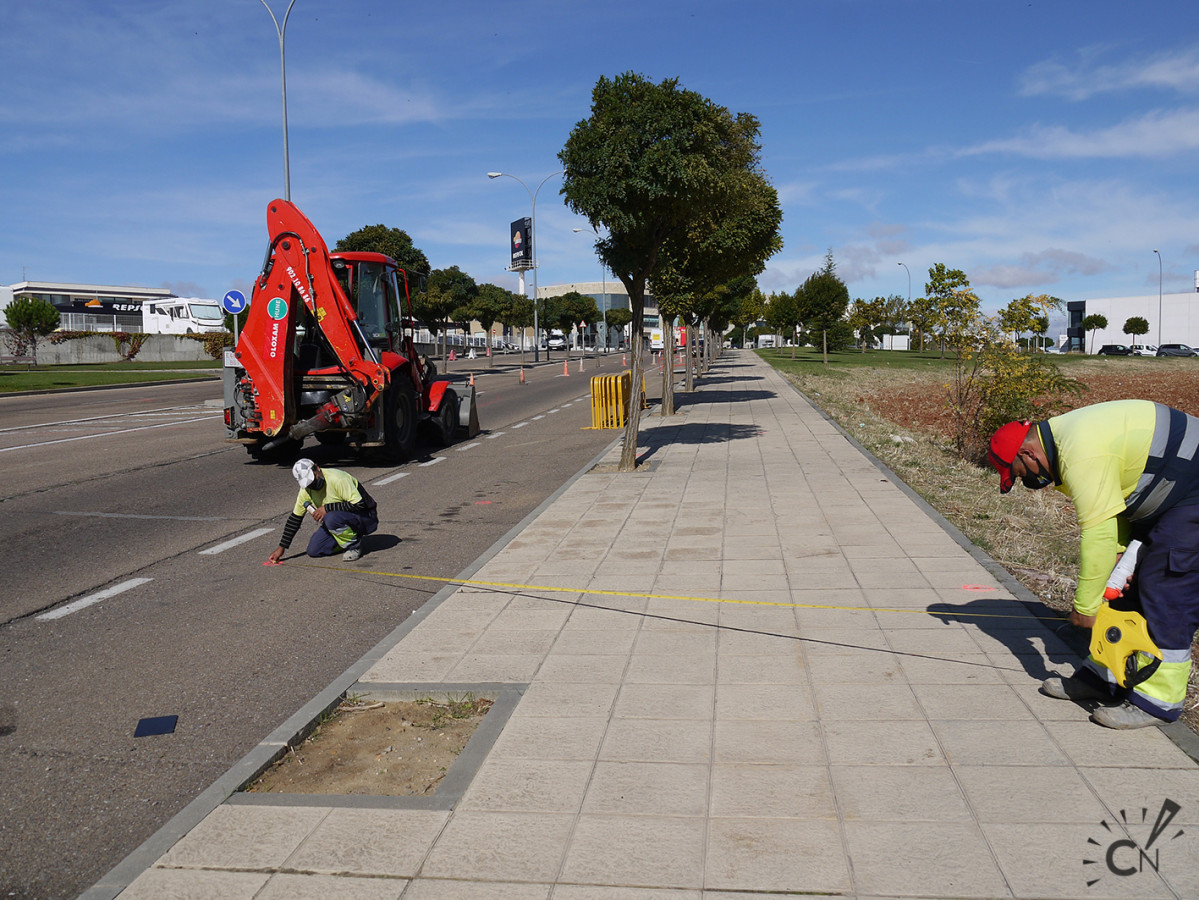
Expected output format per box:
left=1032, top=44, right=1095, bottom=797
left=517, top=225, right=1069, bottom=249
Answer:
left=548, top=409, right=560, bottom=414
left=455, top=442, right=481, bottom=452
left=561, top=402, right=572, bottom=407
left=0, top=405, right=210, bottom=435
left=38, top=578, right=153, bottom=621
left=55, top=511, right=225, bottom=522
left=0, top=416, right=214, bottom=454
left=373, top=471, right=410, bottom=486
left=199, top=527, right=276, bottom=555
left=512, top=422, right=529, bottom=429
left=419, top=457, right=446, bottom=467
left=532, top=415, right=545, bottom=421
left=485, top=432, right=505, bottom=439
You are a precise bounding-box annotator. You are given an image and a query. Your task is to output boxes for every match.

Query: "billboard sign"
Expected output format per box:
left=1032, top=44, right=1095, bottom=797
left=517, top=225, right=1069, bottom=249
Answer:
left=510, top=217, right=533, bottom=269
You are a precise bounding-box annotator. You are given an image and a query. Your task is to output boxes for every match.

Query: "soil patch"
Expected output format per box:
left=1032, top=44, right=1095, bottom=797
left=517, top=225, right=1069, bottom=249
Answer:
left=245, top=695, right=492, bottom=797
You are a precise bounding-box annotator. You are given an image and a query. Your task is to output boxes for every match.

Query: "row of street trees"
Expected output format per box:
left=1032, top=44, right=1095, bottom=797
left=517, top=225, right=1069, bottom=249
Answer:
left=754, top=263, right=1065, bottom=358
left=559, top=72, right=784, bottom=469
left=1081, top=313, right=1151, bottom=353
left=333, top=226, right=631, bottom=366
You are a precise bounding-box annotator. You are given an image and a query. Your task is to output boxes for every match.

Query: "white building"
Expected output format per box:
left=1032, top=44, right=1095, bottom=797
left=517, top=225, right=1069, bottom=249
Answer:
left=1067, top=278, right=1199, bottom=352
left=538, top=280, right=656, bottom=349
left=0, top=281, right=175, bottom=332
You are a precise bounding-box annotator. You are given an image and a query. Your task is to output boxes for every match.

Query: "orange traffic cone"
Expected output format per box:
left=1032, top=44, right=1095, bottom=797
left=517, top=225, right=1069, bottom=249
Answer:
left=578, top=355, right=583, bottom=373
left=519, top=367, right=526, bottom=384
left=622, top=354, right=627, bottom=366
left=563, top=358, right=570, bottom=376
left=469, top=371, right=475, bottom=387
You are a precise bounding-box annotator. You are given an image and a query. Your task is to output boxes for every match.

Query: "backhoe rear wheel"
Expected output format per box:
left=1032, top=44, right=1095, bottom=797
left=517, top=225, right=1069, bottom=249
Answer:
left=385, top=377, right=419, bottom=462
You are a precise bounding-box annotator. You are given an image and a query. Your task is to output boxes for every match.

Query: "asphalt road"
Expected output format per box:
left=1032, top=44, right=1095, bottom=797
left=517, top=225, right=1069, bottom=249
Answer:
left=0, top=351, right=645, bottom=900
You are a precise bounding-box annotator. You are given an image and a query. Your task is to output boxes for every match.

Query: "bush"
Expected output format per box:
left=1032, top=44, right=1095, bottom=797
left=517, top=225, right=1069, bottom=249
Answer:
left=185, top=332, right=234, bottom=359
left=947, top=341, right=1085, bottom=461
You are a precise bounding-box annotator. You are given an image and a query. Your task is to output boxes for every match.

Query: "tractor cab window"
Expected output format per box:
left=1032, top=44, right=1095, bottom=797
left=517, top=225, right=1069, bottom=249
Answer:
left=354, top=262, right=390, bottom=345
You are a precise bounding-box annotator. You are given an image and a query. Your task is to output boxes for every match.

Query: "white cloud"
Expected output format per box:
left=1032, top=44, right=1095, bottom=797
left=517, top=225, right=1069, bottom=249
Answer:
left=1020, top=44, right=1199, bottom=100
left=960, top=107, right=1199, bottom=159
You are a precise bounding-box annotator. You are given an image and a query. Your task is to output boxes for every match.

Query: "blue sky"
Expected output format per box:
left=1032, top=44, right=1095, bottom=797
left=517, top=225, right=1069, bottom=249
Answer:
left=4, top=0, right=1199, bottom=323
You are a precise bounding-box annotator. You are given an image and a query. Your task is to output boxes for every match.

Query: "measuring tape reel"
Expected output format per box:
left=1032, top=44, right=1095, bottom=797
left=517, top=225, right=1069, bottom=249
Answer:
left=1090, top=603, right=1163, bottom=688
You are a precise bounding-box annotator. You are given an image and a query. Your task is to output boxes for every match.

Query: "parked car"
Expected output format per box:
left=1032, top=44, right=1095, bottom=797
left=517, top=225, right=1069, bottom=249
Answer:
left=1130, top=344, right=1158, bottom=357
left=1156, top=343, right=1198, bottom=357
left=1096, top=344, right=1134, bottom=356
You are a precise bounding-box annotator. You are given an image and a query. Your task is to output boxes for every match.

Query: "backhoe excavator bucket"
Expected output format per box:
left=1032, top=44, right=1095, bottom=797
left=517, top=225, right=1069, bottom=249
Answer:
left=457, top=383, right=481, bottom=438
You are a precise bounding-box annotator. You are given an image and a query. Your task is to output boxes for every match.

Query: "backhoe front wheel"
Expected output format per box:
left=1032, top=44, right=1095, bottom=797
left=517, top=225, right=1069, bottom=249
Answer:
left=433, top=390, right=459, bottom=446
left=385, top=378, right=418, bottom=462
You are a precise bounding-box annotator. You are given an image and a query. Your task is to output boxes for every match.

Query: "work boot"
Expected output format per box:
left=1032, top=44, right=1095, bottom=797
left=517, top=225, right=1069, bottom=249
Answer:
left=1040, top=674, right=1111, bottom=702
left=1091, top=701, right=1162, bottom=729
left=342, top=547, right=362, bottom=562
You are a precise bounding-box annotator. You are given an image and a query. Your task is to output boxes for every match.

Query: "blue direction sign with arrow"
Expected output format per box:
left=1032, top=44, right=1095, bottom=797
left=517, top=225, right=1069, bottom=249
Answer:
left=221, top=290, right=247, bottom=315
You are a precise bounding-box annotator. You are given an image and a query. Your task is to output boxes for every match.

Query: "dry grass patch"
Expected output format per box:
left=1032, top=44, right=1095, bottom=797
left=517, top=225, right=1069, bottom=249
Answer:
left=771, top=355, right=1199, bottom=733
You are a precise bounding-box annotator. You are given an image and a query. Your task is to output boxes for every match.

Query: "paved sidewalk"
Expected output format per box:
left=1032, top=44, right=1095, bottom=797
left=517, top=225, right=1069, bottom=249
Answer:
left=97, top=351, right=1198, bottom=899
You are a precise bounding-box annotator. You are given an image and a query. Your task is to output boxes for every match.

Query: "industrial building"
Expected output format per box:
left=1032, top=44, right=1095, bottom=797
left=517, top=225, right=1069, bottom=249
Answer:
left=1066, top=274, right=1199, bottom=352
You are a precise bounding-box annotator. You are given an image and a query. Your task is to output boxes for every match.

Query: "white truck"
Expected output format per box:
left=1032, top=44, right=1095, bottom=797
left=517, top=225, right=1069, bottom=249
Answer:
left=142, top=298, right=227, bottom=334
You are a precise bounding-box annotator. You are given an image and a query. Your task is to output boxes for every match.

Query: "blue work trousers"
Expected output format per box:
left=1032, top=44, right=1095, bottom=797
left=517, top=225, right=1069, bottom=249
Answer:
left=305, top=509, right=378, bottom=557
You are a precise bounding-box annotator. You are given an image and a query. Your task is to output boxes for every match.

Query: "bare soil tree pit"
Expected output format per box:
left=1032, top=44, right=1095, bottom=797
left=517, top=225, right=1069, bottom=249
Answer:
left=244, top=695, right=492, bottom=797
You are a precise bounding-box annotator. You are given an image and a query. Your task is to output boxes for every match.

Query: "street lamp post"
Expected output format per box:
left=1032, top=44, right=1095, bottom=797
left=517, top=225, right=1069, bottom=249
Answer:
left=488, top=171, right=564, bottom=363
left=259, top=0, right=298, bottom=202
left=1154, top=249, right=1163, bottom=346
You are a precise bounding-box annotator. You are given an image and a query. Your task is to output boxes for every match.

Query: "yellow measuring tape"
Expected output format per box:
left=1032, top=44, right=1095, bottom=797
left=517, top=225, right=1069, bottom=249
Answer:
left=1090, top=603, right=1162, bottom=688
left=303, top=564, right=1063, bottom=622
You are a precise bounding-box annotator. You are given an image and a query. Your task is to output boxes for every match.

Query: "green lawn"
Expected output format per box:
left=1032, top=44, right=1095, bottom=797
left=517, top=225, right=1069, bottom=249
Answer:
left=0, top=361, right=220, bottom=393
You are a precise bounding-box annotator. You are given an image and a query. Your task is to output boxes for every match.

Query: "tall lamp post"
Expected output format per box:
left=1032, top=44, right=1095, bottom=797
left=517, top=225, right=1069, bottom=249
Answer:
left=898, top=261, right=911, bottom=349
left=1153, top=249, right=1162, bottom=346
left=488, top=170, right=564, bottom=363
left=259, top=0, right=297, bottom=201
left=574, top=226, right=607, bottom=352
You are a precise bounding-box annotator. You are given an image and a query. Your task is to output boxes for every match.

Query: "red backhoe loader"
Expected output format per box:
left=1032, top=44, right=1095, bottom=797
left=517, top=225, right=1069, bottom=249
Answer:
left=223, top=199, right=479, bottom=461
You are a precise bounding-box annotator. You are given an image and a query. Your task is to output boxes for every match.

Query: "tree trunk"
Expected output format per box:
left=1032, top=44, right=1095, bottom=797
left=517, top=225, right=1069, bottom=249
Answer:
left=684, top=324, right=694, bottom=393
left=619, top=292, right=646, bottom=472
left=661, top=321, right=676, bottom=416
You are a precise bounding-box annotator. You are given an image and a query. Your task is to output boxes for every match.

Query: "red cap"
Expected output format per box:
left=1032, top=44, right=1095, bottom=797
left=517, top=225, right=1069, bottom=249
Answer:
left=988, top=421, right=1033, bottom=493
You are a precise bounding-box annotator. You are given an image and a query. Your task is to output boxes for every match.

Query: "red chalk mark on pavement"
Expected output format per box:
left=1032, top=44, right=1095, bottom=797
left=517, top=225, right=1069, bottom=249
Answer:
left=961, top=585, right=994, bottom=591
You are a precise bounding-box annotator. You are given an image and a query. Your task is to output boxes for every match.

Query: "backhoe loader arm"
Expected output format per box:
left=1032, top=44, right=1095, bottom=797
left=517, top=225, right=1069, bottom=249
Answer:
left=234, top=199, right=390, bottom=436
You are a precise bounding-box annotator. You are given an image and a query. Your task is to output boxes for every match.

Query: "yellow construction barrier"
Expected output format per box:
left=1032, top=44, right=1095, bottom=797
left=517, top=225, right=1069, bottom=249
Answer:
left=589, top=371, right=649, bottom=429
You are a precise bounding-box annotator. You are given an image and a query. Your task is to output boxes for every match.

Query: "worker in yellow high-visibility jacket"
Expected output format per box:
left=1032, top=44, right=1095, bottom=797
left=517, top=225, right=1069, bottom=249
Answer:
left=989, top=399, right=1199, bottom=729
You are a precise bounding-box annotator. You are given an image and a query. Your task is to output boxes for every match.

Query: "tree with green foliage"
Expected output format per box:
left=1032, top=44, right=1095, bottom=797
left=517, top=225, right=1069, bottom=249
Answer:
left=847, top=297, right=887, bottom=352
left=4, top=296, right=60, bottom=359
left=733, top=287, right=766, bottom=348
left=765, top=290, right=801, bottom=359
left=469, top=283, right=513, bottom=365
left=335, top=224, right=430, bottom=280
left=549, top=291, right=601, bottom=351
left=924, top=264, right=979, bottom=358
left=503, top=291, right=535, bottom=366
left=796, top=251, right=850, bottom=363
left=418, top=266, right=477, bottom=364
left=1082, top=313, right=1108, bottom=354
left=560, top=71, right=780, bottom=470
left=1124, top=316, right=1150, bottom=343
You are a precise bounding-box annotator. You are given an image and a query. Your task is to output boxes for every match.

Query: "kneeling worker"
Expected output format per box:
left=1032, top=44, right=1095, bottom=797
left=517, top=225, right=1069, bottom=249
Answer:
left=267, top=459, right=378, bottom=564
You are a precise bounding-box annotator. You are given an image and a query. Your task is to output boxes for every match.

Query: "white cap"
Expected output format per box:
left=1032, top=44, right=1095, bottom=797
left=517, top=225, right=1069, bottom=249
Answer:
left=292, top=458, right=317, bottom=488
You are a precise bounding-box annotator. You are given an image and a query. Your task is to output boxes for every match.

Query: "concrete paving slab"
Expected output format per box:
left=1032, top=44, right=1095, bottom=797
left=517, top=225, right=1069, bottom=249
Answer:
left=88, top=352, right=1199, bottom=900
